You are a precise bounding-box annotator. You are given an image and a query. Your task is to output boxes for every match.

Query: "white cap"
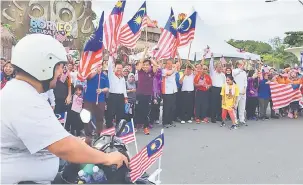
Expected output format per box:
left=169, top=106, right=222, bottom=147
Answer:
left=93, top=166, right=99, bottom=172
left=78, top=170, right=84, bottom=176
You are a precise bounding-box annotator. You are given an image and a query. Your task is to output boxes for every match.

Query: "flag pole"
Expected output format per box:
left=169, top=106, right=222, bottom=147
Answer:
left=187, top=41, right=192, bottom=61
left=131, top=118, right=139, bottom=154
left=156, top=128, right=164, bottom=184
left=96, top=72, right=101, bottom=105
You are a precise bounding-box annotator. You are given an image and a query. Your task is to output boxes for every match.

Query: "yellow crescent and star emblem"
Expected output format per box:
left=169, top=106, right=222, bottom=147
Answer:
left=183, top=17, right=192, bottom=31
left=150, top=137, right=163, bottom=151
left=133, top=7, right=146, bottom=25
left=122, top=124, right=130, bottom=134
left=115, top=0, right=123, bottom=8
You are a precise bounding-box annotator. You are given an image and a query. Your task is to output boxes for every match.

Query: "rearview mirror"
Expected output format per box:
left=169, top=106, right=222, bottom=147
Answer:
left=80, top=109, right=91, bottom=124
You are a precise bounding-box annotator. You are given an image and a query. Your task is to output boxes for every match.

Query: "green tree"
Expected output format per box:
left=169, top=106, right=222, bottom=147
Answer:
left=283, top=31, right=303, bottom=47
left=227, top=39, right=272, bottom=55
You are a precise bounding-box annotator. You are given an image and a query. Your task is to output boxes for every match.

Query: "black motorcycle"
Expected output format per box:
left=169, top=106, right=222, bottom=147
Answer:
left=58, top=109, right=153, bottom=184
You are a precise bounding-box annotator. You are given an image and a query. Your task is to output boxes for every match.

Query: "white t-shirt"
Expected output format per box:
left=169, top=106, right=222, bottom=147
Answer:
left=232, top=68, right=247, bottom=93
left=1, top=79, right=70, bottom=184
left=181, top=74, right=194, bottom=92
left=162, top=69, right=177, bottom=94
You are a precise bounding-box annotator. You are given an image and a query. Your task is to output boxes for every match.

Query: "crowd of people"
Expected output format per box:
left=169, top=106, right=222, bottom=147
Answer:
left=1, top=46, right=303, bottom=136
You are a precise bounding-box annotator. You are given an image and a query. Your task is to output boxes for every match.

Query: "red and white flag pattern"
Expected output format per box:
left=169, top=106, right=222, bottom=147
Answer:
left=100, top=127, right=116, bottom=136
left=269, top=83, right=302, bottom=110
left=153, top=8, right=178, bottom=60
left=103, top=0, right=126, bottom=54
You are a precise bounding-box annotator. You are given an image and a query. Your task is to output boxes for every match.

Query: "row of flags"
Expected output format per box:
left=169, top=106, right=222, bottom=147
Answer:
left=77, top=0, right=197, bottom=81
left=55, top=112, right=164, bottom=183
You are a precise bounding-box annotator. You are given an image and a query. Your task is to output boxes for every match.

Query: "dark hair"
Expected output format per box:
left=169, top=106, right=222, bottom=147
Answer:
left=75, top=85, right=83, bottom=91
left=115, top=61, right=123, bottom=67
left=1, top=57, right=6, bottom=62
left=284, top=64, right=290, bottom=69
left=143, top=59, right=151, bottom=65
left=226, top=74, right=236, bottom=84
left=247, top=70, right=255, bottom=78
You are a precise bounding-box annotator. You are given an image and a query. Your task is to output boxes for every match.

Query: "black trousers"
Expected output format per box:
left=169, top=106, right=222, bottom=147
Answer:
left=246, top=97, right=258, bottom=119
left=106, top=93, right=125, bottom=128
left=195, top=90, right=210, bottom=120
left=135, top=94, right=152, bottom=128
left=162, top=93, right=176, bottom=125
left=150, top=97, right=161, bottom=123
left=174, top=89, right=182, bottom=120
left=181, top=91, right=194, bottom=121
left=210, top=86, right=222, bottom=121
left=68, top=110, right=83, bottom=136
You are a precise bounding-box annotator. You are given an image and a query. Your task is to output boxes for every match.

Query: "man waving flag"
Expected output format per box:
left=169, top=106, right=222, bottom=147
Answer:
left=153, top=8, right=178, bottom=60
left=103, top=0, right=126, bottom=54
left=78, top=12, right=104, bottom=81
left=177, top=11, right=197, bottom=48
left=118, top=1, right=147, bottom=49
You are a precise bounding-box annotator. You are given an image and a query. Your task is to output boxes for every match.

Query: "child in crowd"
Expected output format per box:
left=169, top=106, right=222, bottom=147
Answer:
left=220, top=75, right=239, bottom=129
left=69, top=85, right=84, bottom=136
left=126, top=73, right=136, bottom=122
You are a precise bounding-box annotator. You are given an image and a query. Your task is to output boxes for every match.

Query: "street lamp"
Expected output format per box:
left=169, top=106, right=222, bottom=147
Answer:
left=265, top=0, right=303, bottom=6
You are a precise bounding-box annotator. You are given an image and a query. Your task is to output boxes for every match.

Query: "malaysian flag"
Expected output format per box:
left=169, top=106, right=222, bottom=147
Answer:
left=55, top=112, right=66, bottom=124
left=130, top=133, right=164, bottom=182
left=101, top=127, right=116, bottom=136
left=103, top=0, right=126, bottom=54
left=270, top=83, right=302, bottom=110
left=77, top=12, right=104, bottom=81
left=55, top=33, right=66, bottom=43
left=177, top=11, right=197, bottom=48
left=118, top=121, right=135, bottom=144
left=118, top=1, right=147, bottom=49
left=153, top=8, right=178, bottom=60
left=203, top=45, right=211, bottom=57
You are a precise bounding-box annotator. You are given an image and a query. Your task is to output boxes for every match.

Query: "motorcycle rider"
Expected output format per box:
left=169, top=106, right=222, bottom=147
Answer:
left=1, top=34, right=128, bottom=184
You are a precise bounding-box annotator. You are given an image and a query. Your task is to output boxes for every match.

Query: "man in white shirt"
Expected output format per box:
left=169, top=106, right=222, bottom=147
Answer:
left=106, top=56, right=128, bottom=128
left=179, top=65, right=194, bottom=123
left=209, top=53, right=226, bottom=123
left=232, top=60, right=248, bottom=125
left=162, top=60, right=178, bottom=128
left=1, top=34, right=127, bottom=184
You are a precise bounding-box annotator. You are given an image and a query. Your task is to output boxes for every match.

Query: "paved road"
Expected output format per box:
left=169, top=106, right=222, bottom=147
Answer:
left=129, top=118, right=303, bottom=184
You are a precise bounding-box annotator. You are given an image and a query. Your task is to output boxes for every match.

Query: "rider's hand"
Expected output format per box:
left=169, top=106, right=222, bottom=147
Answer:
left=104, top=152, right=129, bottom=168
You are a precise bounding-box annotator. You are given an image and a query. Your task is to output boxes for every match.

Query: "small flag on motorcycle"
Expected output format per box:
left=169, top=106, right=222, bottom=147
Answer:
left=129, top=133, right=164, bottom=182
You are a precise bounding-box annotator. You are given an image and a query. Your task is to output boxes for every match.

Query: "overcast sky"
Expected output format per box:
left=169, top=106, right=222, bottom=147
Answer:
left=92, top=0, right=303, bottom=43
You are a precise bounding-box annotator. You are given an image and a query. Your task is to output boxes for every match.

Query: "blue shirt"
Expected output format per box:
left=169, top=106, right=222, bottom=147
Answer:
left=258, top=79, right=271, bottom=99
left=84, top=72, right=109, bottom=103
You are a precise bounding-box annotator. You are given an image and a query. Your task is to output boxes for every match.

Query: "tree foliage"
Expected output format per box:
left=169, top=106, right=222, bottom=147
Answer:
left=227, top=39, right=272, bottom=55
left=227, top=35, right=299, bottom=68
left=283, top=31, right=303, bottom=47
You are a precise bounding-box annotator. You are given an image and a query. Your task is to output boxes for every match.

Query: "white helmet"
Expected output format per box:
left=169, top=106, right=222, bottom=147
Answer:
left=11, top=34, right=67, bottom=81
